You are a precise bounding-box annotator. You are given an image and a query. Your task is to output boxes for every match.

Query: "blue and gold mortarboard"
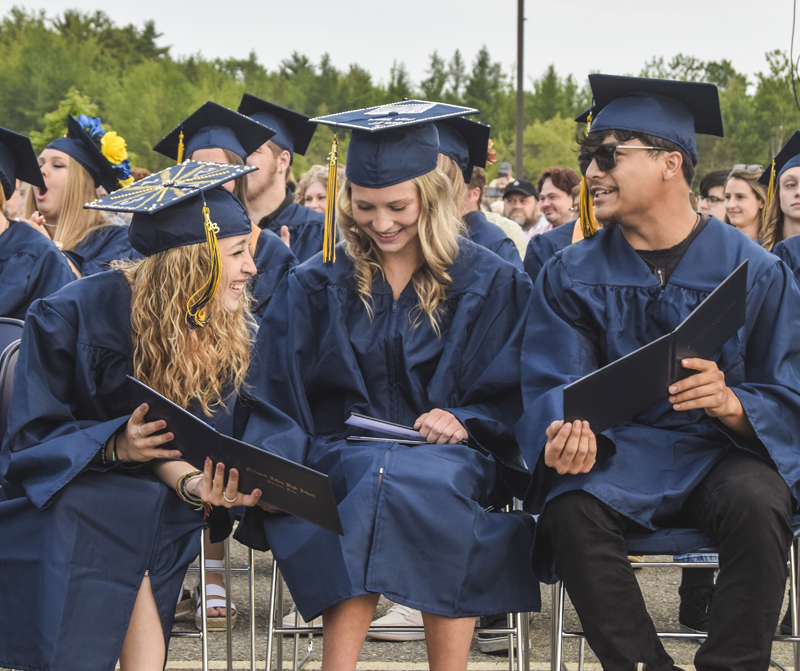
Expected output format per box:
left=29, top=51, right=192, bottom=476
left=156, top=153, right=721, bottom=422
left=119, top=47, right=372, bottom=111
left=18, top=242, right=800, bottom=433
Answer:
left=48, top=115, right=128, bottom=194
left=85, top=160, right=256, bottom=329
left=434, top=116, right=490, bottom=183
left=311, top=100, right=479, bottom=265
left=153, top=102, right=276, bottom=163
left=238, top=95, right=316, bottom=160
left=758, top=131, right=800, bottom=220
left=0, top=127, right=46, bottom=199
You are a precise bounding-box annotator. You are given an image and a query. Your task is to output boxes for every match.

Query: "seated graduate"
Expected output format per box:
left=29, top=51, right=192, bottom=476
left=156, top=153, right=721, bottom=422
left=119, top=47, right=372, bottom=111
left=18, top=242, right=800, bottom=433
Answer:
left=763, top=132, right=800, bottom=279
left=238, top=94, right=326, bottom=263
left=24, top=114, right=136, bottom=276
left=154, top=101, right=297, bottom=321
left=0, top=168, right=261, bottom=671
left=0, top=128, right=75, bottom=319
left=236, top=102, right=539, bottom=671
left=434, top=115, right=523, bottom=270
left=517, top=75, right=800, bottom=671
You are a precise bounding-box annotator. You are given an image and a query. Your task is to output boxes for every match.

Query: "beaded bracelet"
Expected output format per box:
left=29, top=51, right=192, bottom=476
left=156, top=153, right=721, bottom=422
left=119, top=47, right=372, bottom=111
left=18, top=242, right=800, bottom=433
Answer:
left=176, top=470, right=212, bottom=518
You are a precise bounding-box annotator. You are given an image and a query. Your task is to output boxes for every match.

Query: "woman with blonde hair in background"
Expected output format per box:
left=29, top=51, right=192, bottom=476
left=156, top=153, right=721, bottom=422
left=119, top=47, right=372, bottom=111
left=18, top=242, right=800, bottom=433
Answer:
left=0, top=127, right=74, bottom=318
left=724, top=165, right=767, bottom=241
left=0, top=168, right=262, bottom=670
left=236, top=104, right=539, bottom=671
left=25, top=114, right=136, bottom=276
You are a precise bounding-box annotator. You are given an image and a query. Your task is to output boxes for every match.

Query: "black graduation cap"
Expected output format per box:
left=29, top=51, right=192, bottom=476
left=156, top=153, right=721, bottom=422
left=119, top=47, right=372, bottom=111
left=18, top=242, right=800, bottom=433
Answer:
left=48, top=115, right=122, bottom=194
left=238, top=94, right=316, bottom=158
left=434, top=116, right=490, bottom=182
left=153, top=102, right=276, bottom=163
left=759, top=131, right=800, bottom=186
left=0, top=127, right=45, bottom=199
left=575, top=74, right=724, bottom=166
left=86, top=160, right=255, bottom=328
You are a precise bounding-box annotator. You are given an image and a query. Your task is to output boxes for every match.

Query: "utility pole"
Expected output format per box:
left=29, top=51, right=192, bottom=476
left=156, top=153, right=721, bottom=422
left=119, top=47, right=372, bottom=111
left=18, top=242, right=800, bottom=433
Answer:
left=516, top=0, right=525, bottom=179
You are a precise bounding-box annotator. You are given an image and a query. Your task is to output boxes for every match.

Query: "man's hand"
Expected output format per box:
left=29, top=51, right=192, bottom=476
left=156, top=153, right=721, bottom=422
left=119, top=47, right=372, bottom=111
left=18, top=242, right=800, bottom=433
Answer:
left=669, top=358, right=755, bottom=439
left=280, top=225, right=291, bottom=248
left=414, top=408, right=468, bottom=445
left=544, top=420, right=597, bottom=475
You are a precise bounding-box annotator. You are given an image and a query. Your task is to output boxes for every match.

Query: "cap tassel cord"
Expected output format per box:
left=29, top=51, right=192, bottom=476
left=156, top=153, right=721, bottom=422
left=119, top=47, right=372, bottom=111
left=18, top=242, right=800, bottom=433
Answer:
left=579, top=111, right=598, bottom=239
left=186, top=200, right=221, bottom=329
left=177, top=128, right=185, bottom=164
left=764, top=159, right=776, bottom=227
left=323, top=134, right=339, bottom=266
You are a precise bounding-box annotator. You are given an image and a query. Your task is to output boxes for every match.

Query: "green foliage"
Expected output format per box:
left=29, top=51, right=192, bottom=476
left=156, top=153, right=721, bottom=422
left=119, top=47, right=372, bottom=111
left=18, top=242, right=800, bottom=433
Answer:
left=3, top=6, right=800, bottom=185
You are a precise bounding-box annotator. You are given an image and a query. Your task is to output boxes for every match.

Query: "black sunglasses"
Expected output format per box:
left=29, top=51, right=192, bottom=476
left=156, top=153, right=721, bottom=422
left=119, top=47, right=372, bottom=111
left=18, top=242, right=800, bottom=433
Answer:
left=578, top=145, right=668, bottom=176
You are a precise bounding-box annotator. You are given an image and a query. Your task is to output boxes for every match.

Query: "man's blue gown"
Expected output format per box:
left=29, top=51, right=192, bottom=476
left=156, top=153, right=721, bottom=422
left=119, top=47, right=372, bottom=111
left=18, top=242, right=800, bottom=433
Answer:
left=263, top=201, right=324, bottom=264
left=250, top=229, right=297, bottom=319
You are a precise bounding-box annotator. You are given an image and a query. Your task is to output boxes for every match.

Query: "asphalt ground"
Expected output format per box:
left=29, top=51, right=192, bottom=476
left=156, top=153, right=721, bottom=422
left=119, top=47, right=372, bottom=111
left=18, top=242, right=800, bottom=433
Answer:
left=3, top=540, right=798, bottom=670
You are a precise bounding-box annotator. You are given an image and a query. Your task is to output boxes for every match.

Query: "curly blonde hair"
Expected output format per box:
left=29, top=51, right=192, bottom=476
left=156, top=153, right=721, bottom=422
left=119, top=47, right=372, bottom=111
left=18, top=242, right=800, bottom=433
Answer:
left=338, top=169, right=463, bottom=335
left=113, top=243, right=254, bottom=416
left=25, top=159, right=108, bottom=251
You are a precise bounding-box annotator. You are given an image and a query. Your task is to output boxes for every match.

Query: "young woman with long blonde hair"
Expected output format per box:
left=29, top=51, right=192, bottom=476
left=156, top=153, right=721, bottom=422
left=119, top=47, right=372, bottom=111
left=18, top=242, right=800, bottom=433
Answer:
left=25, top=114, right=136, bottom=276
left=0, top=178, right=260, bottom=671
left=237, top=106, right=539, bottom=671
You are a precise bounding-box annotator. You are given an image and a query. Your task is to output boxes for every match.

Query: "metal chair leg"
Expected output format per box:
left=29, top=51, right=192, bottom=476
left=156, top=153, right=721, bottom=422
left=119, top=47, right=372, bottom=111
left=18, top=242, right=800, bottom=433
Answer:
left=225, top=537, right=233, bottom=671
left=200, top=531, right=209, bottom=671
left=792, top=538, right=799, bottom=671
left=265, top=564, right=279, bottom=671
left=250, top=548, right=257, bottom=671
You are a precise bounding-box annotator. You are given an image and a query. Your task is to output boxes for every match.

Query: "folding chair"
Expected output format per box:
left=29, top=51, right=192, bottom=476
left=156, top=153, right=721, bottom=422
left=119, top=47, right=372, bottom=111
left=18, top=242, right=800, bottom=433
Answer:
left=550, top=525, right=800, bottom=671
left=0, top=317, right=23, bottom=357
left=264, top=500, right=533, bottom=671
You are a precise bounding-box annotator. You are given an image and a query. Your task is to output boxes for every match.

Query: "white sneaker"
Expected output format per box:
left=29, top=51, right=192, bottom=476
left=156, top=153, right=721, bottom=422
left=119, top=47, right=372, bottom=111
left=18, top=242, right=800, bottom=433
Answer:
left=281, top=610, right=322, bottom=628
left=367, top=604, right=425, bottom=641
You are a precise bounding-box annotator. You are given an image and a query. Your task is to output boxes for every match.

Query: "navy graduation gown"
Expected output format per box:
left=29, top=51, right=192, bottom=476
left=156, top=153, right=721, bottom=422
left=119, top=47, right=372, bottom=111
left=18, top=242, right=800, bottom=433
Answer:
left=0, top=221, right=75, bottom=319
left=64, top=224, right=135, bottom=276
left=239, top=240, right=539, bottom=619
left=250, top=228, right=297, bottom=319
left=773, top=235, right=800, bottom=284
left=0, top=271, right=219, bottom=671
left=264, top=201, right=324, bottom=263
left=517, top=217, right=800, bottom=582
left=523, top=221, right=575, bottom=282
left=464, top=210, right=523, bottom=270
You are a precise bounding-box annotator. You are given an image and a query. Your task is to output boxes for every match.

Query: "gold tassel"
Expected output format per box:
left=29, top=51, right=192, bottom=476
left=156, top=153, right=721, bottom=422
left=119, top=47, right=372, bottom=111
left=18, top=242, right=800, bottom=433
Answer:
left=578, top=111, right=598, bottom=238
left=323, top=134, right=339, bottom=266
left=763, top=159, right=776, bottom=227
left=177, top=128, right=185, bottom=164
left=185, top=200, right=221, bottom=329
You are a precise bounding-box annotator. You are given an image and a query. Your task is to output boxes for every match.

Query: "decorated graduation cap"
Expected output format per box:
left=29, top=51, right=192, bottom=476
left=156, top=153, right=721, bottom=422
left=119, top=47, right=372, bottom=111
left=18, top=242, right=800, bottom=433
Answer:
left=434, top=116, right=490, bottom=183
left=311, top=100, right=479, bottom=265
left=238, top=94, right=316, bottom=161
left=85, top=160, right=256, bottom=329
left=48, top=115, right=133, bottom=194
left=758, top=131, right=800, bottom=218
left=153, top=101, right=276, bottom=164
left=574, top=74, right=724, bottom=239
left=0, top=127, right=46, bottom=199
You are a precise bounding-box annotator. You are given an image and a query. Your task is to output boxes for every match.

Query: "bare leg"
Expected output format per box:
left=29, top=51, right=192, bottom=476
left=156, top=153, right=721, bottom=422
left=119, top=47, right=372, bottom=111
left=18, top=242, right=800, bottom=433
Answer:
left=321, top=594, right=380, bottom=671
left=422, top=612, right=475, bottom=671
left=119, top=575, right=166, bottom=671
left=204, top=530, right=229, bottom=617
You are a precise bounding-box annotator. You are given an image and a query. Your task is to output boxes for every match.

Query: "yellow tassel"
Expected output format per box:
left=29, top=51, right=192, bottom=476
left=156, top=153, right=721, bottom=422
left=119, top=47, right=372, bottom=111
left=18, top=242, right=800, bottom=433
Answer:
left=185, top=201, right=221, bottom=329
left=578, top=111, right=598, bottom=238
left=177, top=129, right=185, bottom=164
left=763, top=159, right=776, bottom=227
left=323, top=134, right=339, bottom=266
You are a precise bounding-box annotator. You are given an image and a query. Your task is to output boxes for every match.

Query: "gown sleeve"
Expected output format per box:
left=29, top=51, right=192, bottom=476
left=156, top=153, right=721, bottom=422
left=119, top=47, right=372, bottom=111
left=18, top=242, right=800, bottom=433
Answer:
left=523, top=232, right=557, bottom=283
left=515, top=257, right=616, bottom=513
left=251, top=230, right=298, bottom=320
left=0, top=242, right=75, bottom=319
left=443, top=270, right=534, bottom=497
left=0, top=298, right=129, bottom=508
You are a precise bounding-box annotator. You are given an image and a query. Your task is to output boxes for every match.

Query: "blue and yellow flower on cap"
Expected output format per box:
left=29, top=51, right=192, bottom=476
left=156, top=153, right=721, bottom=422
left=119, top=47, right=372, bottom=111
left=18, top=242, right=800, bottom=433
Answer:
left=77, top=114, right=105, bottom=139
left=75, top=115, right=132, bottom=189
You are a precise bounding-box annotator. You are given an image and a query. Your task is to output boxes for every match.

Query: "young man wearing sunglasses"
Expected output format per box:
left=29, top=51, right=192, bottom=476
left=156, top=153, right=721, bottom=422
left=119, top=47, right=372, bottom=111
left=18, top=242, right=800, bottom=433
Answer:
left=518, top=74, right=800, bottom=670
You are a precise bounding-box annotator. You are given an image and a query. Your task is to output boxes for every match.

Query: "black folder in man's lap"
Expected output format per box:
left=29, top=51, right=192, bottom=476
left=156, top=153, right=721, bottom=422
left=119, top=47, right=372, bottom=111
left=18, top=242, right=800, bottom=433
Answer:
left=562, top=260, right=748, bottom=434
left=127, top=377, right=344, bottom=535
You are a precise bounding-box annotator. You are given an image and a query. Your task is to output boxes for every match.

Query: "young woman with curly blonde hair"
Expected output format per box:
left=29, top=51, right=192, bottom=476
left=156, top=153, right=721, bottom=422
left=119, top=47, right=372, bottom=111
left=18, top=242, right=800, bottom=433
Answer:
left=0, top=182, right=260, bottom=671
left=238, top=107, right=539, bottom=671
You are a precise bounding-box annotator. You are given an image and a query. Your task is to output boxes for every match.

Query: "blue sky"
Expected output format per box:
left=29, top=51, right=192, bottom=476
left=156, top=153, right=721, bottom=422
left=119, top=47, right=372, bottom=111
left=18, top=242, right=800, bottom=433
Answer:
left=23, top=0, right=794, bottom=89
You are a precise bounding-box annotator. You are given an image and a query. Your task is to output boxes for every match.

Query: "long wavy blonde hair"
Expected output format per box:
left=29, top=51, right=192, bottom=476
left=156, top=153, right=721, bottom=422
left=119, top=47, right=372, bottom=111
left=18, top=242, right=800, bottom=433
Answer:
left=25, top=159, right=107, bottom=251
left=338, top=168, right=463, bottom=335
left=113, top=242, right=253, bottom=416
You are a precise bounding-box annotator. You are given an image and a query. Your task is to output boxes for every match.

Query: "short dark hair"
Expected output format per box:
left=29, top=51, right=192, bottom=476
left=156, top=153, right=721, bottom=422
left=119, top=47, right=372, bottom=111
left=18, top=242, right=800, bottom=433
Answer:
left=698, top=169, right=729, bottom=197
left=581, top=129, right=695, bottom=188
left=469, top=166, right=486, bottom=192
left=537, top=166, right=581, bottom=195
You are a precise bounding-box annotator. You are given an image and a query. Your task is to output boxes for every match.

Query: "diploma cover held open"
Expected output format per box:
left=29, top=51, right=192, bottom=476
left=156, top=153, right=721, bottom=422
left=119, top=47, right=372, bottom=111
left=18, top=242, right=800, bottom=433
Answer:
left=127, top=377, right=344, bottom=535
left=563, top=260, right=748, bottom=434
